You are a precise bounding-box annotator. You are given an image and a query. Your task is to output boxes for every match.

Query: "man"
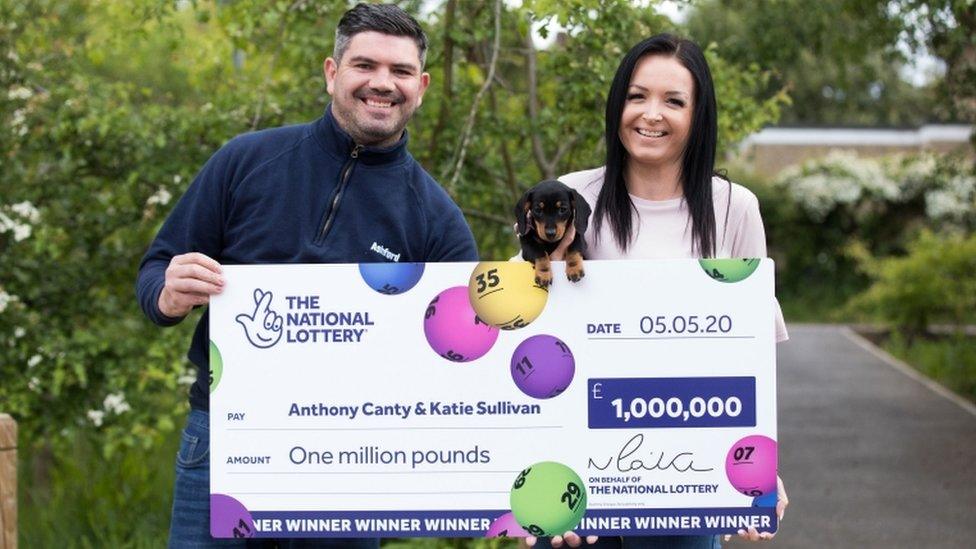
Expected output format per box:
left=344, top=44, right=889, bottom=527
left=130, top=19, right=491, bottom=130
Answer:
left=136, top=4, right=477, bottom=546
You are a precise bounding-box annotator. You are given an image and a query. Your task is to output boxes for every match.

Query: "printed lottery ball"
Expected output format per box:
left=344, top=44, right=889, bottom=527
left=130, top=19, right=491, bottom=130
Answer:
left=485, top=512, right=529, bottom=538
left=510, top=461, right=587, bottom=537
left=209, top=341, right=223, bottom=393
left=752, top=491, right=778, bottom=508
left=210, top=494, right=254, bottom=538
left=468, top=262, right=548, bottom=330
left=359, top=262, right=425, bottom=295
left=511, top=335, right=575, bottom=399
left=725, top=435, right=777, bottom=497
left=699, top=258, right=761, bottom=283
left=423, top=286, right=499, bottom=362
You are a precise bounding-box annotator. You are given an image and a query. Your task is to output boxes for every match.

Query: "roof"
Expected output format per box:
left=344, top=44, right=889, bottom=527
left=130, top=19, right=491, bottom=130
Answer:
left=741, top=125, right=974, bottom=147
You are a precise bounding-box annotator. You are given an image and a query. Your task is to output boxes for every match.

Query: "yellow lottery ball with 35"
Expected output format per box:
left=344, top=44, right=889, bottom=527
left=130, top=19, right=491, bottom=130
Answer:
left=468, top=262, right=548, bottom=330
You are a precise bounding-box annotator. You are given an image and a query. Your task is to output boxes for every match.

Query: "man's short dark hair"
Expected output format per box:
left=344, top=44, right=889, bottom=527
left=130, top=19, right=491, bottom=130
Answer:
left=334, top=3, right=428, bottom=68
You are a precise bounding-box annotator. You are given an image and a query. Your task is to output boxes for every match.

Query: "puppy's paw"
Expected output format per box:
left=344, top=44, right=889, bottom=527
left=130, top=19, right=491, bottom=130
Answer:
left=566, top=252, right=585, bottom=283
left=534, top=256, right=553, bottom=288
left=535, top=267, right=553, bottom=288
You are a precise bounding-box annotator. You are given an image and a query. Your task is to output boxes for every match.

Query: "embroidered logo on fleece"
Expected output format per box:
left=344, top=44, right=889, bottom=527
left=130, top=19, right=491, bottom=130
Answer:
left=369, top=241, right=401, bottom=262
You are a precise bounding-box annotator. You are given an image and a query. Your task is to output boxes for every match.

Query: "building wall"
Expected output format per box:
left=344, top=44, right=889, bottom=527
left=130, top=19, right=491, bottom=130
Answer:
left=738, top=126, right=974, bottom=177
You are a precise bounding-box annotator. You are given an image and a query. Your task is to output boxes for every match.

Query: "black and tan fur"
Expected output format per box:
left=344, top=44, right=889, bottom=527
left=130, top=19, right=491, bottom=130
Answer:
left=514, top=180, right=591, bottom=288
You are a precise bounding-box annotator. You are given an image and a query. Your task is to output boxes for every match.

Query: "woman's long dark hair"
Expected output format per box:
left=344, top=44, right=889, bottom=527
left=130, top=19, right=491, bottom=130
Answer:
left=595, top=33, right=719, bottom=257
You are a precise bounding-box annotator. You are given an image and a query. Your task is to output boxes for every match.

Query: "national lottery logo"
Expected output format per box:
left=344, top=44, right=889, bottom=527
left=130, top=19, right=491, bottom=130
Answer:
left=236, top=288, right=374, bottom=348
left=236, top=289, right=284, bottom=349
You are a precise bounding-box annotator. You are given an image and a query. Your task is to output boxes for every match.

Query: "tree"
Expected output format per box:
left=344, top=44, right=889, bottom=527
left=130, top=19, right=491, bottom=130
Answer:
left=685, top=0, right=939, bottom=126
left=1, top=0, right=786, bottom=456
left=893, top=0, right=976, bottom=134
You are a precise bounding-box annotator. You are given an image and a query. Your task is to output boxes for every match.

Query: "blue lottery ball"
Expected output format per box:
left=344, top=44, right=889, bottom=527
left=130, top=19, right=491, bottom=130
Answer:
left=359, top=262, right=425, bottom=295
left=752, top=491, right=777, bottom=508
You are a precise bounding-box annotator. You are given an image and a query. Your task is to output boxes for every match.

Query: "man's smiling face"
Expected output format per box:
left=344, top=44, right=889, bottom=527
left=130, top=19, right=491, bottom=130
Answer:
left=325, top=31, right=430, bottom=148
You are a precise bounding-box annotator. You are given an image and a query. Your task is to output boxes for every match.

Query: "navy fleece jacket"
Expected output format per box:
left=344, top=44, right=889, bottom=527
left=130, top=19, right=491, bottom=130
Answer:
left=136, top=105, right=478, bottom=410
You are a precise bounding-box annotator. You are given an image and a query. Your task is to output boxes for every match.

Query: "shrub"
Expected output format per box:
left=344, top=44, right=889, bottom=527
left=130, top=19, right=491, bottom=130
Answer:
left=739, top=151, right=976, bottom=319
left=846, top=230, right=976, bottom=335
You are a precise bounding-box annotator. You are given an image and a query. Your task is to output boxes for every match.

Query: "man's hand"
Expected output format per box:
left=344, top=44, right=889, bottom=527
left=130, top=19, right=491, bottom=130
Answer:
left=158, top=252, right=224, bottom=318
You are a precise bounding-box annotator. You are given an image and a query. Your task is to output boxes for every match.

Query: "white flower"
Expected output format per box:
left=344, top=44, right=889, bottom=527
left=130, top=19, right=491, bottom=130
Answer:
left=925, top=191, right=958, bottom=219
left=28, top=376, right=40, bottom=392
left=87, top=409, right=105, bottom=427
left=178, top=374, right=196, bottom=386
left=146, top=186, right=172, bottom=207
left=0, top=288, right=14, bottom=313
left=897, top=154, right=938, bottom=197
left=173, top=174, right=182, bottom=184
left=947, top=174, right=976, bottom=197
left=7, top=86, right=32, bottom=100
left=776, top=150, right=920, bottom=220
left=10, top=201, right=40, bottom=222
left=925, top=174, right=976, bottom=221
left=0, top=209, right=33, bottom=241
left=10, top=108, right=25, bottom=128
left=103, top=392, right=131, bottom=414
left=27, top=354, right=41, bottom=368
left=14, top=327, right=25, bottom=338
left=12, top=223, right=31, bottom=241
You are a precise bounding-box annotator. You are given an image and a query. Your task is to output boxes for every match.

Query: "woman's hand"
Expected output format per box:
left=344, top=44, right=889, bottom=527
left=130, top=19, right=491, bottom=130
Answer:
left=548, top=224, right=576, bottom=261
left=724, top=475, right=789, bottom=542
left=524, top=532, right=599, bottom=547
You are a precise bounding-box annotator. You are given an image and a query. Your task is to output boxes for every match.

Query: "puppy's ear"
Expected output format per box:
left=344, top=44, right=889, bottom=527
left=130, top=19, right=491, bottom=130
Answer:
left=571, top=189, right=591, bottom=235
left=513, top=189, right=533, bottom=236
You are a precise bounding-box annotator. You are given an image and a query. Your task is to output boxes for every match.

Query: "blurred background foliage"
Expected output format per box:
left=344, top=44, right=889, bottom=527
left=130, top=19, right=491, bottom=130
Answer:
left=0, top=0, right=973, bottom=546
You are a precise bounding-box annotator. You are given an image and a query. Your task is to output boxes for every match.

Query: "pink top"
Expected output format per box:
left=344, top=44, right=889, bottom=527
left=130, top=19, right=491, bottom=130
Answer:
left=560, top=166, right=789, bottom=342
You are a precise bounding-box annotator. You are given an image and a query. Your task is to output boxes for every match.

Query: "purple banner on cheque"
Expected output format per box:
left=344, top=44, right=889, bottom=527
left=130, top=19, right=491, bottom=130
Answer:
left=247, top=508, right=776, bottom=537
left=587, top=377, right=757, bottom=429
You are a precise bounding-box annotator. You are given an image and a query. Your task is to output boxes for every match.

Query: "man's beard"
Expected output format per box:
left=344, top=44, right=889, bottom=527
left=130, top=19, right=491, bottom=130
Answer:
left=334, top=89, right=412, bottom=146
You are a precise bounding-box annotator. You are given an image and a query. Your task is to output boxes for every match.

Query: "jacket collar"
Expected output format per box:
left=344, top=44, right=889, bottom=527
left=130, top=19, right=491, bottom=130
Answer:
left=313, top=103, right=410, bottom=166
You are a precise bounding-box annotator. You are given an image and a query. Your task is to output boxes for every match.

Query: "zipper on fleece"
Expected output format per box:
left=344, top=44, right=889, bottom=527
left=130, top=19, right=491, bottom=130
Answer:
left=315, top=144, right=363, bottom=245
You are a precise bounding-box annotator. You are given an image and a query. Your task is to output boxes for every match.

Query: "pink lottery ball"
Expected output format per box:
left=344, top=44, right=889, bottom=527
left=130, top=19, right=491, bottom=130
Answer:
left=485, top=512, right=529, bottom=538
left=423, top=286, right=499, bottom=362
left=725, top=435, right=777, bottom=497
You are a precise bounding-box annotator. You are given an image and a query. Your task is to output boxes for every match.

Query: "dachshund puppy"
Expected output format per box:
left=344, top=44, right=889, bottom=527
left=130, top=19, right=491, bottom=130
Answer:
left=514, top=180, right=591, bottom=288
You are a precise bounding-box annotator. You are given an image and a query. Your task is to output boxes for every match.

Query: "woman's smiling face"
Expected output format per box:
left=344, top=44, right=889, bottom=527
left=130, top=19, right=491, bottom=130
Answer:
left=618, top=54, right=695, bottom=172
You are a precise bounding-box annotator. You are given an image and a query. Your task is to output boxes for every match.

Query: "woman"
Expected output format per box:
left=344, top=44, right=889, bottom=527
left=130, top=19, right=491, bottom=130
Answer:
left=528, top=33, right=789, bottom=548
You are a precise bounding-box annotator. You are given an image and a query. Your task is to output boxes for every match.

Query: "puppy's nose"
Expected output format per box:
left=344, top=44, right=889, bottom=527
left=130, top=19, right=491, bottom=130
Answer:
left=545, top=227, right=557, bottom=239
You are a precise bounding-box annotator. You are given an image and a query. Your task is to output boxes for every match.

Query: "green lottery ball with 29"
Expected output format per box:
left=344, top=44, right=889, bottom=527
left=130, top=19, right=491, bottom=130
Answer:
left=510, top=461, right=587, bottom=536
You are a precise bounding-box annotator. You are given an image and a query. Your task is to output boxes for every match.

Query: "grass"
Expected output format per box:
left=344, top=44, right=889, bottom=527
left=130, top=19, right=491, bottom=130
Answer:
left=18, top=431, right=521, bottom=548
left=881, top=332, right=976, bottom=403
left=20, top=433, right=178, bottom=548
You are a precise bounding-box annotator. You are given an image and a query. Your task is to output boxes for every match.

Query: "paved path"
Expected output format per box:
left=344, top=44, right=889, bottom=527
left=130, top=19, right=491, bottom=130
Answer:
left=728, top=325, right=976, bottom=548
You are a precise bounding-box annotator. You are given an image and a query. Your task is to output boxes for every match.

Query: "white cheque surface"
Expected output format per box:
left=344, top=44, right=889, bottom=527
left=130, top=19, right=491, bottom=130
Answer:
left=209, top=259, right=778, bottom=538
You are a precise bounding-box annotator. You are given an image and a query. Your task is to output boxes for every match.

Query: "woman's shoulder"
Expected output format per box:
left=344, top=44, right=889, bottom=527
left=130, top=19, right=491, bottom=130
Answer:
left=558, top=166, right=606, bottom=192
left=711, top=175, right=760, bottom=211
left=558, top=166, right=606, bottom=202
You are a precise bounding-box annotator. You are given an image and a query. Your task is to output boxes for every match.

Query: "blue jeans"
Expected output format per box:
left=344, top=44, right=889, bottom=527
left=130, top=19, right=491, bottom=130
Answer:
left=168, top=410, right=380, bottom=548
left=532, top=535, right=721, bottom=548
